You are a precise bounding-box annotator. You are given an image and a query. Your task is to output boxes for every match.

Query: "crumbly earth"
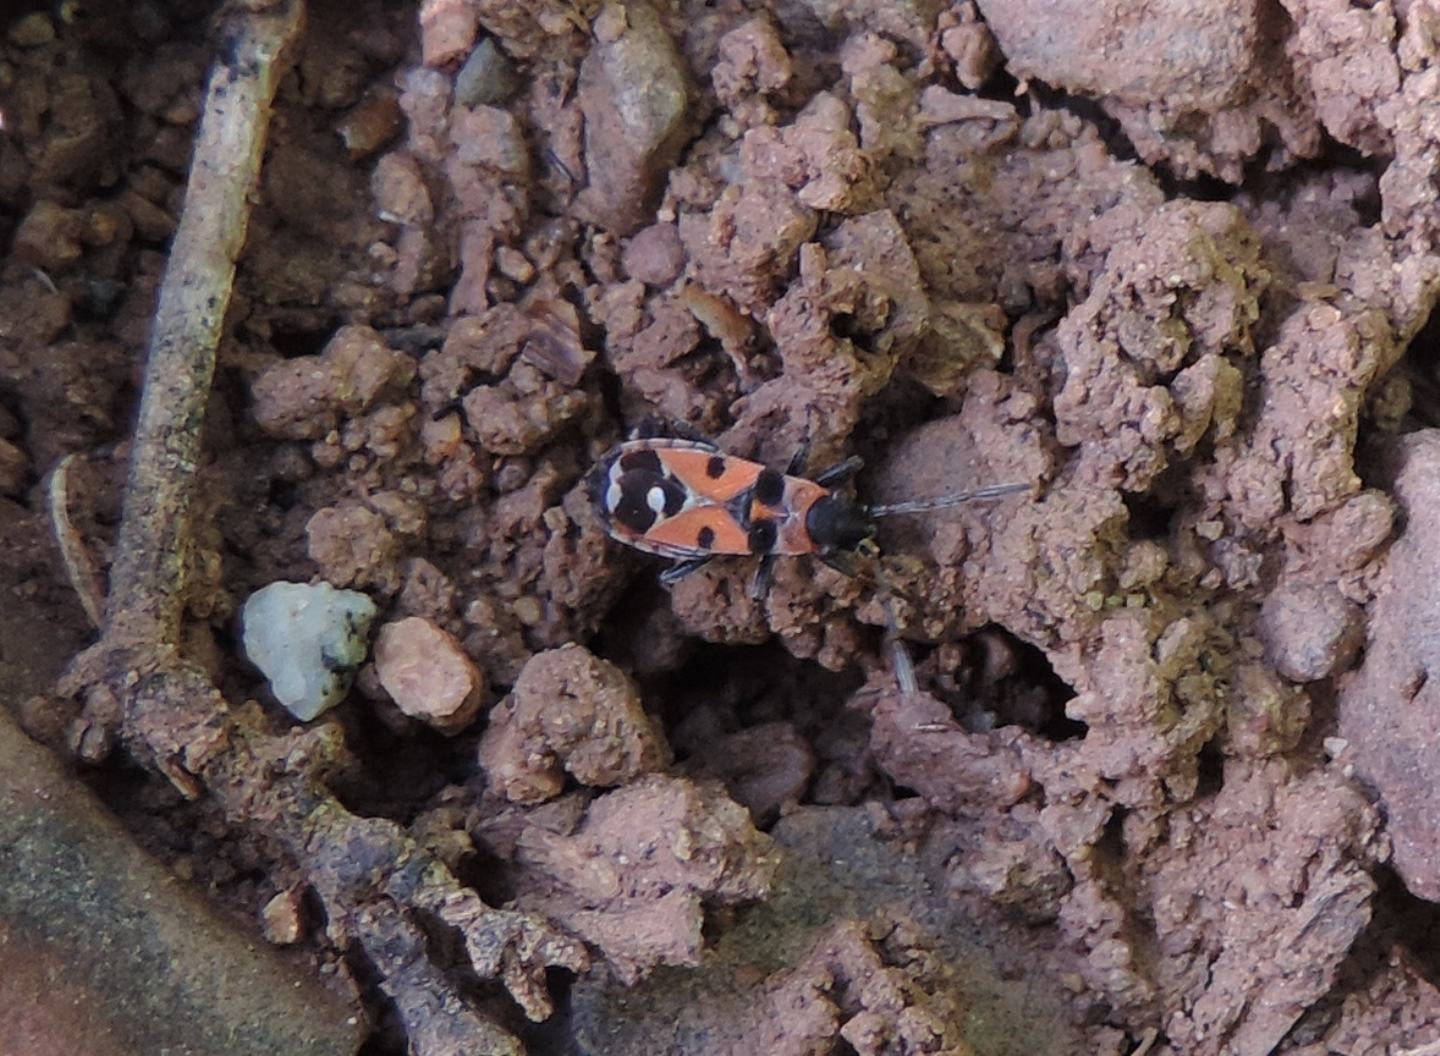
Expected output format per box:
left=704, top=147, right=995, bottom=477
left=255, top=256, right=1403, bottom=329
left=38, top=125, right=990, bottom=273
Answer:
left=6, top=0, right=1440, bottom=1054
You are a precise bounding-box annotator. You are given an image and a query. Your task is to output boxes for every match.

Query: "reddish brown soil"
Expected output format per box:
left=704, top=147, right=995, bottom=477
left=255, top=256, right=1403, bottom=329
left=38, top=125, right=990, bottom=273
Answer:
left=7, top=1, right=1440, bottom=1054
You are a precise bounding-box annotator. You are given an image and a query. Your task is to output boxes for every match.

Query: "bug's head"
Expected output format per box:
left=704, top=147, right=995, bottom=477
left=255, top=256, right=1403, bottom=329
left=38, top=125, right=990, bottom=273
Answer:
left=805, top=494, right=878, bottom=554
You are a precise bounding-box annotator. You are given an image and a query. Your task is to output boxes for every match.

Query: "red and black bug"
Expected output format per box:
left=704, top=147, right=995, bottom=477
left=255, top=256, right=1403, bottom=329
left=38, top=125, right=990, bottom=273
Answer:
left=589, top=434, right=1028, bottom=598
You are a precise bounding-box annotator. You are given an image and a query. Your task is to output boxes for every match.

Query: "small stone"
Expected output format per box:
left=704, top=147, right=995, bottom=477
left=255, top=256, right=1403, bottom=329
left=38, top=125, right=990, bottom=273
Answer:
left=495, top=245, right=535, bottom=283
left=374, top=617, right=485, bottom=733
left=594, top=2, right=627, bottom=42
left=520, top=295, right=593, bottom=385
left=252, top=324, right=414, bottom=441
left=8, top=12, right=56, bottom=46
left=1259, top=580, right=1366, bottom=683
left=421, top=412, right=463, bottom=463
left=621, top=223, right=685, bottom=286
left=455, top=37, right=519, bottom=107
left=419, top=0, right=478, bottom=66
left=512, top=596, right=543, bottom=626
left=13, top=200, right=83, bottom=270
left=336, top=89, right=403, bottom=161
left=449, top=104, right=530, bottom=179
left=479, top=644, right=671, bottom=803
left=371, top=152, right=433, bottom=225
left=260, top=890, right=304, bottom=945
left=84, top=205, right=125, bottom=247
left=575, top=0, right=691, bottom=234
left=119, top=189, right=176, bottom=242
left=241, top=581, right=377, bottom=721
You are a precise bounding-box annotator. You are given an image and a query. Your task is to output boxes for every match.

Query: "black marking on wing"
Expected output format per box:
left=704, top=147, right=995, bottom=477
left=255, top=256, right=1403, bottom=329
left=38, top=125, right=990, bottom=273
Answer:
left=613, top=471, right=686, bottom=532
left=620, top=448, right=663, bottom=474
left=697, top=525, right=716, bottom=548
left=747, top=518, right=778, bottom=553
left=754, top=468, right=785, bottom=507
left=705, top=455, right=727, bottom=478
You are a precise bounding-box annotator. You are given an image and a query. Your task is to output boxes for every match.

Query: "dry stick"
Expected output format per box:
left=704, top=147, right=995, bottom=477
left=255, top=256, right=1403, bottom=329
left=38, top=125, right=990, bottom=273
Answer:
left=81, top=4, right=581, bottom=1048
left=105, top=0, right=303, bottom=647
left=48, top=454, right=105, bottom=629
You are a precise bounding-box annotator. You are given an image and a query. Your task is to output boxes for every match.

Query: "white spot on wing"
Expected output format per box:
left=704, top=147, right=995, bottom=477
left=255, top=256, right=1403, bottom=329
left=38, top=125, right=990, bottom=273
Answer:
left=605, top=480, right=623, bottom=510
left=646, top=486, right=667, bottom=513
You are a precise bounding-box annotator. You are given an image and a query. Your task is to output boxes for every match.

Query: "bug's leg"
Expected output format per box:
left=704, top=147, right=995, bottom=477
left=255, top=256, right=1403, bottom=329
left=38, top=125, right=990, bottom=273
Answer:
left=673, top=423, right=720, bottom=447
left=786, top=437, right=812, bottom=477
left=786, top=404, right=825, bottom=476
left=813, top=455, right=865, bottom=489
left=633, top=418, right=717, bottom=447
left=889, top=636, right=918, bottom=696
left=749, top=554, right=776, bottom=600
left=659, top=556, right=714, bottom=585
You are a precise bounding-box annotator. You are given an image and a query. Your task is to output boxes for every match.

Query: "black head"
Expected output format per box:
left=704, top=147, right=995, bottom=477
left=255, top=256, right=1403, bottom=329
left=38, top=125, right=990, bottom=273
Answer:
left=805, top=494, right=877, bottom=553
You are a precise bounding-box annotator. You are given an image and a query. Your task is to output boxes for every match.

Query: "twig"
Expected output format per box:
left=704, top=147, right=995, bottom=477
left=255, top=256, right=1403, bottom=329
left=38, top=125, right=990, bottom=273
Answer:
left=104, top=0, right=303, bottom=646
left=48, top=453, right=105, bottom=629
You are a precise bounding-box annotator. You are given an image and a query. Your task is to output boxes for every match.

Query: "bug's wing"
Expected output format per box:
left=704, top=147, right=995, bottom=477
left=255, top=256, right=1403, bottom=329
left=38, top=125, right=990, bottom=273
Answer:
left=621, top=502, right=753, bottom=556
left=654, top=445, right=764, bottom=502
left=595, top=438, right=765, bottom=558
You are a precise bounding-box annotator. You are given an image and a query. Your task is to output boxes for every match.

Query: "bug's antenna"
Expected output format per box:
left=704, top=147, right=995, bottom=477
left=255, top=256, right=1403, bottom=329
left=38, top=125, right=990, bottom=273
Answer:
left=867, top=481, right=1030, bottom=518
left=861, top=478, right=1032, bottom=694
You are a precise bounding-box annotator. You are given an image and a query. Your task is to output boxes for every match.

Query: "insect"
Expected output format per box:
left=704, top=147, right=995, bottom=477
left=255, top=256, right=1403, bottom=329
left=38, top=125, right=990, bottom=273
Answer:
left=589, top=434, right=1029, bottom=599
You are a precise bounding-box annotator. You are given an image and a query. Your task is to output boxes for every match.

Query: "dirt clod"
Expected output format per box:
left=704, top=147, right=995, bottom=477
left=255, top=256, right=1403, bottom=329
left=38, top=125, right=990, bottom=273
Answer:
left=513, top=773, right=778, bottom=983
left=479, top=644, right=671, bottom=803
left=251, top=325, right=415, bottom=442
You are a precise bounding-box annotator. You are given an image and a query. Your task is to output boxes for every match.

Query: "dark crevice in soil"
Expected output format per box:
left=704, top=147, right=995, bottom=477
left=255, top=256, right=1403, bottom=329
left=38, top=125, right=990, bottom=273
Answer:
left=1163, top=169, right=1236, bottom=205
left=1286, top=865, right=1440, bottom=1047
left=330, top=707, right=471, bottom=822
left=933, top=626, right=1083, bottom=740
left=1121, top=489, right=1175, bottom=541
left=1394, top=301, right=1440, bottom=430
left=1404, top=300, right=1440, bottom=373
left=1245, top=140, right=1386, bottom=222
left=1292, top=678, right=1342, bottom=765
left=1096, top=803, right=1127, bottom=861
left=1192, top=740, right=1225, bottom=800
left=1019, top=641, right=1084, bottom=741
left=350, top=957, right=408, bottom=1056
left=1372, top=866, right=1440, bottom=982
left=1020, top=82, right=1140, bottom=169
left=267, top=325, right=334, bottom=360
left=657, top=638, right=861, bottom=746
left=518, top=971, right=581, bottom=1056
left=455, top=841, right=519, bottom=908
